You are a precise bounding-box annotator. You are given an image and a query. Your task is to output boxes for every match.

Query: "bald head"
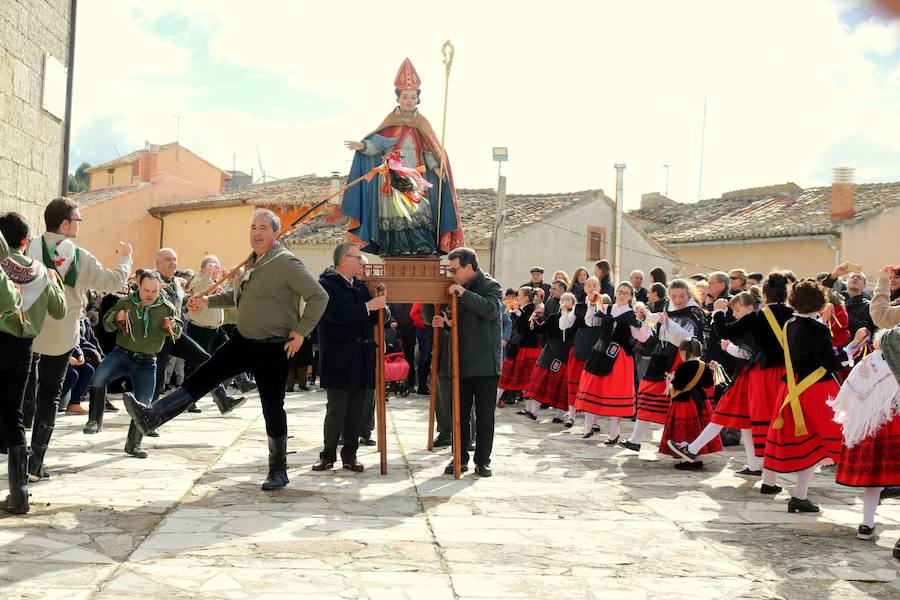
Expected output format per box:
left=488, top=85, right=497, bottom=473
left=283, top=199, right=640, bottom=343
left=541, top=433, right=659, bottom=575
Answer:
left=156, top=248, right=178, bottom=279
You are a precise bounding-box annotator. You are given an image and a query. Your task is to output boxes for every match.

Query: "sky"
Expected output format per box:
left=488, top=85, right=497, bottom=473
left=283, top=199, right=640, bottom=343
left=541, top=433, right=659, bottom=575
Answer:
left=69, top=0, right=900, bottom=209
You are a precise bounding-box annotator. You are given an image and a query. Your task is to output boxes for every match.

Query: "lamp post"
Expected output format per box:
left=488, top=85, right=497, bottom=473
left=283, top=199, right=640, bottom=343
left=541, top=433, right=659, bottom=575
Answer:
left=491, top=147, right=508, bottom=279
left=612, top=164, right=626, bottom=283
left=663, top=163, right=670, bottom=197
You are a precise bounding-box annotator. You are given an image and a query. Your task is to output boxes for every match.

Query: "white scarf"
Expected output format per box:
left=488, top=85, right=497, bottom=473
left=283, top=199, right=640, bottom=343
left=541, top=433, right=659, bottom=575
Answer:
left=829, top=350, right=900, bottom=448
left=27, top=235, right=77, bottom=280
left=1, top=255, right=49, bottom=311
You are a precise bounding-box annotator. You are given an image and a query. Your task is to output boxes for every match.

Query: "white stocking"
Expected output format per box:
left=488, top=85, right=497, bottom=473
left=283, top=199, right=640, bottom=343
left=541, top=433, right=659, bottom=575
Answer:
left=792, top=466, right=816, bottom=500
left=556, top=409, right=567, bottom=419
left=628, top=419, right=651, bottom=444
left=762, top=469, right=777, bottom=486
left=741, top=429, right=760, bottom=471
left=687, top=423, right=723, bottom=455
left=862, top=487, right=883, bottom=527
left=583, top=413, right=597, bottom=435
left=609, top=417, right=620, bottom=439
left=567, top=405, right=577, bottom=421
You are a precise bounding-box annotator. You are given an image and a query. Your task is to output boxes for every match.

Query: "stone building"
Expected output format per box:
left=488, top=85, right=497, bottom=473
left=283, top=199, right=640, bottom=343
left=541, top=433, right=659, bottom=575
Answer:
left=0, top=0, right=75, bottom=228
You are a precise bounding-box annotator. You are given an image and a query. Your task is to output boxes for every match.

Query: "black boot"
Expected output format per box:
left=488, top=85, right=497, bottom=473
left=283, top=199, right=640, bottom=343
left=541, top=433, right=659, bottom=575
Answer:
left=261, top=436, right=289, bottom=490
left=83, top=387, right=106, bottom=434
left=123, top=388, right=195, bottom=436
left=124, top=422, right=147, bottom=458
left=211, top=384, right=247, bottom=415
left=27, top=421, right=53, bottom=482
left=236, top=373, right=256, bottom=393
left=6, top=446, right=30, bottom=514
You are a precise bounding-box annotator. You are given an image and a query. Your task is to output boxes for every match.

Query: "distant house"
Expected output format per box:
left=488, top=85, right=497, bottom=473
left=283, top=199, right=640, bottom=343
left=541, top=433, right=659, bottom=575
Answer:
left=72, top=142, right=230, bottom=269
left=629, top=172, right=898, bottom=278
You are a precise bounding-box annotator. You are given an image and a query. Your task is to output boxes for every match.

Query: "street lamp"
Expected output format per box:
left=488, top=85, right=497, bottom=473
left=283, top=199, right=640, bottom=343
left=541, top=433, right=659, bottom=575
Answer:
left=491, top=147, right=509, bottom=279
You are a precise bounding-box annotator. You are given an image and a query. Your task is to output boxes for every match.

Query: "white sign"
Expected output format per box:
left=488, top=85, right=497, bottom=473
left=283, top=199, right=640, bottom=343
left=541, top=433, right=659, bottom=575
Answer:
left=42, top=53, right=67, bottom=121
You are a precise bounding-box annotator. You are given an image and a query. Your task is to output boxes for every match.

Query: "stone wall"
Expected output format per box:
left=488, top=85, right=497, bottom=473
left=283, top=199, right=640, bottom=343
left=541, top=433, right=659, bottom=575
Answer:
left=0, top=0, right=72, bottom=231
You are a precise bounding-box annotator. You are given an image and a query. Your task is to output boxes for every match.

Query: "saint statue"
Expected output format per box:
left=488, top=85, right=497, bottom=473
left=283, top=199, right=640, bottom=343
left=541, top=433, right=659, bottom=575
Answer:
left=341, top=58, right=464, bottom=256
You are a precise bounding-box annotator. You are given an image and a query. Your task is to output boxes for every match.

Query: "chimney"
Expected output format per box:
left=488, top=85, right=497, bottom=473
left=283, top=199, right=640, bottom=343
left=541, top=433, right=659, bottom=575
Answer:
left=329, top=171, right=341, bottom=201
left=830, top=167, right=855, bottom=220
left=139, top=149, right=158, bottom=183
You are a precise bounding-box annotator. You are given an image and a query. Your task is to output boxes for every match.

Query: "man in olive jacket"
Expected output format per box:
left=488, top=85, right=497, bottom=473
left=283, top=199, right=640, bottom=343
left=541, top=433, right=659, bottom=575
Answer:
left=431, top=247, right=503, bottom=477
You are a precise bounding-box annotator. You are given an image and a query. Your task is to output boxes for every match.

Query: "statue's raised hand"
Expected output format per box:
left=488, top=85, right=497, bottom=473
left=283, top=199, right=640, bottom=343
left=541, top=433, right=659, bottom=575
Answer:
left=344, top=140, right=364, bottom=151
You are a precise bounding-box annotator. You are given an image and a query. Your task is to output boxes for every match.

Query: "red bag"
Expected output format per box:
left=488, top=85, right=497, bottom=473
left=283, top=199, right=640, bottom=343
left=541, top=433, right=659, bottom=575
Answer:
left=384, top=352, right=410, bottom=382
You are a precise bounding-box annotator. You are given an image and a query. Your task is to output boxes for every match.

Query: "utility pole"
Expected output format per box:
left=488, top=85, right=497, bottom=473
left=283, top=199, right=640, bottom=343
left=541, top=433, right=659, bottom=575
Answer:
left=612, top=164, right=626, bottom=283
left=491, top=175, right=507, bottom=281
left=663, top=164, right=670, bottom=197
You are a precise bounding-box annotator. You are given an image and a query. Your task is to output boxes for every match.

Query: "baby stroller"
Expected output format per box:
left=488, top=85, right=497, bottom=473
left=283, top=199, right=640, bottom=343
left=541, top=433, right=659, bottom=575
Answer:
left=384, top=327, right=411, bottom=397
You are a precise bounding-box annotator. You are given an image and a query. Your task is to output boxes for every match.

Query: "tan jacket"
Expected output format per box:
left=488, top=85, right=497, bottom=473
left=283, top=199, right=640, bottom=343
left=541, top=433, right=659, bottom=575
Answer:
left=32, top=232, right=132, bottom=356
left=870, top=276, right=900, bottom=329
left=186, top=272, right=224, bottom=328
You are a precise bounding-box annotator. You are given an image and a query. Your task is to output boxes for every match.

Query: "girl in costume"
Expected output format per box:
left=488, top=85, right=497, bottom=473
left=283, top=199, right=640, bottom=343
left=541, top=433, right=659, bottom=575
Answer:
left=659, top=338, right=723, bottom=469
left=668, top=292, right=761, bottom=475
left=620, top=279, right=706, bottom=453
left=525, top=292, right=575, bottom=423
left=92, top=270, right=181, bottom=459
left=575, top=282, right=650, bottom=442
left=560, top=277, right=602, bottom=428
left=499, top=286, right=541, bottom=417
left=764, top=280, right=866, bottom=513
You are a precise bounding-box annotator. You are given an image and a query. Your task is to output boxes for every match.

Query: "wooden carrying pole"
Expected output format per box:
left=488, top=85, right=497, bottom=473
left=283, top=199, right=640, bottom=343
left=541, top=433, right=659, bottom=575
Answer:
left=450, top=294, right=461, bottom=479
left=375, top=285, right=388, bottom=475
left=427, top=303, right=441, bottom=451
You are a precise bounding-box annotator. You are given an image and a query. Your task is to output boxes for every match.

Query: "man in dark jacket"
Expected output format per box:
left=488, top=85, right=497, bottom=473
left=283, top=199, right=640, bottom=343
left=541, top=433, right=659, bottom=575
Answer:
left=313, top=242, right=385, bottom=473
left=433, top=247, right=503, bottom=477
left=521, top=267, right=551, bottom=297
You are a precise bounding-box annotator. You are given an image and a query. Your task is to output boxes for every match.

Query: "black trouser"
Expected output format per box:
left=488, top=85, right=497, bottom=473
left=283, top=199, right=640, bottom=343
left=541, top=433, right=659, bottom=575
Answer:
left=0, top=333, right=33, bottom=450
left=321, top=388, right=367, bottom=463
left=183, top=332, right=290, bottom=437
left=458, top=375, right=499, bottom=466
left=154, top=332, right=212, bottom=399
left=359, top=389, right=375, bottom=439
left=186, top=323, right=228, bottom=360
left=31, top=351, right=71, bottom=439
left=400, top=326, right=417, bottom=386
left=22, top=353, right=38, bottom=428
left=416, top=327, right=433, bottom=390
left=435, top=368, right=475, bottom=443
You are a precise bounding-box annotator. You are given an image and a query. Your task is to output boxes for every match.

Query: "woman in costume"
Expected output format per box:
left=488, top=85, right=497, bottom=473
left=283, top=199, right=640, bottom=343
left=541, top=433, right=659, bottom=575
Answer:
left=560, top=276, right=603, bottom=428
left=342, top=58, right=464, bottom=256
left=525, top=293, right=575, bottom=423
left=500, top=287, right=541, bottom=416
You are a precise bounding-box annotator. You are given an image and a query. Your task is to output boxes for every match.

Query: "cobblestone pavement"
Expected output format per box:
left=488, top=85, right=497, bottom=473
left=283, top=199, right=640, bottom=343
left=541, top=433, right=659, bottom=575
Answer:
left=1, top=388, right=898, bottom=599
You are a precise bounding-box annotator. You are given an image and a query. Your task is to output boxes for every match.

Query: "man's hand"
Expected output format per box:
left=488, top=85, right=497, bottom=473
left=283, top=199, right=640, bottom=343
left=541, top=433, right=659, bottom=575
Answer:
left=831, top=262, right=850, bottom=279
left=162, top=316, right=175, bottom=330
left=116, top=309, right=127, bottom=323
left=820, top=302, right=834, bottom=323
left=432, top=314, right=452, bottom=328
left=366, top=295, right=387, bottom=312
left=68, top=355, right=83, bottom=366
left=117, top=242, right=133, bottom=257
left=720, top=339, right=731, bottom=351
left=284, top=331, right=304, bottom=358
left=713, top=298, right=728, bottom=312
left=448, top=284, right=465, bottom=297
left=880, top=265, right=895, bottom=279
left=187, top=294, right=209, bottom=312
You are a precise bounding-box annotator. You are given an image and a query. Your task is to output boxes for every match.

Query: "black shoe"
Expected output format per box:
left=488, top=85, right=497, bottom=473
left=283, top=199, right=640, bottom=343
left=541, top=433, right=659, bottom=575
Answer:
left=467, top=442, right=476, bottom=452
left=604, top=435, right=620, bottom=446
left=760, top=484, right=783, bottom=495
left=527, top=412, right=537, bottom=421
left=893, top=538, right=900, bottom=559
left=211, top=385, right=246, bottom=415
left=880, top=487, right=900, bottom=501
left=516, top=409, right=531, bottom=416
left=238, top=377, right=257, bottom=393
left=618, top=440, right=641, bottom=452
left=591, top=424, right=601, bottom=432
left=552, top=417, right=564, bottom=424
left=104, top=400, right=118, bottom=412
left=83, top=387, right=106, bottom=435
left=261, top=436, right=289, bottom=490
left=563, top=419, right=574, bottom=428
left=417, top=387, right=430, bottom=396
left=857, top=524, right=876, bottom=540
left=787, top=497, right=819, bottom=513
left=736, top=467, right=762, bottom=478
left=582, top=430, right=594, bottom=439
left=433, top=436, right=451, bottom=448
left=146, top=429, right=160, bottom=438
left=123, top=389, right=194, bottom=435
left=187, top=403, right=202, bottom=414
left=359, top=436, right=376, bottom=447
left=298, top=385, right=310, bottom=392
left=444, top=462, right=468, bottom=475
left=124, top=422, right=148, bottom=459
left=311, top=459, right=334, bottom=472
left=674, top=461, right=704, bottom=470
left=475, top=464, right=492, bottom=477
left=27, top=421, right=53, bottom=482
left=540, top=404, right=549, bottom=409
left=666, top=440, right=698, bottom=462
left=5, top=445, right=30, bottom=514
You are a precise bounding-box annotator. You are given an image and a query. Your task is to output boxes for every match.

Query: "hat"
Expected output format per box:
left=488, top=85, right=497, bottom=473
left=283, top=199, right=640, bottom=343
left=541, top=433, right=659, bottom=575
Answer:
left=394, top=58, right=421, bottom=91
left=529, top=267, right=544, bottom=274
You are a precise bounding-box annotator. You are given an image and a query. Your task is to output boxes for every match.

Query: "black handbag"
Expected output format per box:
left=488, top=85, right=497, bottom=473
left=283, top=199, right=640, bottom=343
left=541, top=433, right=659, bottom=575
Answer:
left=583, top=337, right=621, bottom=376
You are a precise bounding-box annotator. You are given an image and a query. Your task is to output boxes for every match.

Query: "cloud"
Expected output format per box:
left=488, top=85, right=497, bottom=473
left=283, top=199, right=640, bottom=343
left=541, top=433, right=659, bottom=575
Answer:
left=70, top=0, right=900, bottom=209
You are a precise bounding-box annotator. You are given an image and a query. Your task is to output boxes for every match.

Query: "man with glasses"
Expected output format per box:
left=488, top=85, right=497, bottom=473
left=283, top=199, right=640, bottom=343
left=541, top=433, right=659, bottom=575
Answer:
left=312, top=242, right=385, bottom=473
left=27, top=197, right=133, bottom=481
left=728, top=269, right=749, bottom=294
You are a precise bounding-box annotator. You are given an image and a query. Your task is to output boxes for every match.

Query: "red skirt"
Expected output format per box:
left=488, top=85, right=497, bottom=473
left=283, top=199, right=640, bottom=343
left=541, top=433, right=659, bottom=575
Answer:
left=836, top=413, right=900, bottom=487
left=575, top=353, right=636, bottom=417
left=525, top=362, right=569, bottom=410
left=499, top=346, right=541, bottom=391
left=659, top=396, right=723, bottom=457
left=565, top=347, right=585, bottom=409
left=635, top=354, right=683, bottom=424
left=710, top=369, right=752, bottom=429
left=763, top=380, right=843, bottom=473
left=747, top=365, right=787, bottom=458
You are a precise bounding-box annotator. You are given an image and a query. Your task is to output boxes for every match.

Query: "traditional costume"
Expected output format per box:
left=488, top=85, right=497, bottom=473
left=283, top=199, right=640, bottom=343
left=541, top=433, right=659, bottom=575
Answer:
left=499, top=303, right=541, bottom=400
left=525, top=309, right=572, bottom=418
left=659, top=358, right=723, bottom=464
left=562, top=300, right=601, bottom=426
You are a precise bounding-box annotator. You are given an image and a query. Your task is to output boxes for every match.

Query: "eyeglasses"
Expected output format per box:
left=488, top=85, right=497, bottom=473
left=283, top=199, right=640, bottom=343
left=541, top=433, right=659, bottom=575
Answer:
left=729, top=276, right=742, bottom=280
left=345, top=254, right=361, bottom=260
left=67, top=218, right=83, bottom=222
left=448, top=268, right=460, bottom=274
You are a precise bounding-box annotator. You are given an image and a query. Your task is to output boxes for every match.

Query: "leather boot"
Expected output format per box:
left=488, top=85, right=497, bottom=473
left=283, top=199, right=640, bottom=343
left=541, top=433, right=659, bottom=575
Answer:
left=83, top=387, right=106, bottom=434
left=236, top=373, right=256, bottom=393
left=123, top=388, right=194, bottom=436
left=6, top=445, right=30, bottom=514
left=261, top=436, right=289, bottom=490
left=211, top=384, right=247, bottom=415
left=27, top=421, right=53, bottom=482
left=124, top=422, right=147, bottom=458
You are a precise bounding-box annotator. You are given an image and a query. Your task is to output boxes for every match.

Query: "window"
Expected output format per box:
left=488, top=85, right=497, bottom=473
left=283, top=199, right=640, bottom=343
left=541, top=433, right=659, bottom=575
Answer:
left=107, top=168, right=115, bottom=186
left=586, top=226, right=607, bottom=261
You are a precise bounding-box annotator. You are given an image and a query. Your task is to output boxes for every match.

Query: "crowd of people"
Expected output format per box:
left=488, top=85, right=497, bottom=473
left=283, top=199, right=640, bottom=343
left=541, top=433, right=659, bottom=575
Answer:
left=1, top=197, right=898, bottom=562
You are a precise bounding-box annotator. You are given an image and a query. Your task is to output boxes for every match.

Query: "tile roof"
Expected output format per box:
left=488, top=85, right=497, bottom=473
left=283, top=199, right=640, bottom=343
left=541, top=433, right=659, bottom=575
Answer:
left=85, top=144, right=170, bottom=173
left=282, top=188, right=612, bottom=248
left=70, top=183, right=145, bottom=208
left=627, top=181, right=900, bottom=244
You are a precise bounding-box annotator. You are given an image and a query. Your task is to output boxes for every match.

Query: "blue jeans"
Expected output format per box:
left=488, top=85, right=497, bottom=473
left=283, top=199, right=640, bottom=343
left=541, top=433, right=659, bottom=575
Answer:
left=61, top=361, right=96, bottom=405
left=91, top=347, right=157, bottom=405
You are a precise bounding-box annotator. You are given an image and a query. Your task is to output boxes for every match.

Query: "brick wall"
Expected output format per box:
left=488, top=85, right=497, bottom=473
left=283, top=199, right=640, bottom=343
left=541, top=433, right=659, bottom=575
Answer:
left=0, top=0, right=72, bottom=232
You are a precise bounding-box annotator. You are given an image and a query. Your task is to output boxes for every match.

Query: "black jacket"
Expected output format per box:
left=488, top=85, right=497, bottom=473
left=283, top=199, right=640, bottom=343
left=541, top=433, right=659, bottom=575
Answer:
left=845, top=294, right=876, bottom=336
left=714, top=304, right=793, bottom=370
left=644, top=304, right=706, bottom=380
left=509, top=303, right=541, bottom=353
left=584, top=307, right=641, bottom=376
left=316, top=268, right=377, bottom=390
left=785, top=315, right=850, bottom=382
left=599, top=276, right=615, bottom=299
left=671, top=359, right=714, bottom=409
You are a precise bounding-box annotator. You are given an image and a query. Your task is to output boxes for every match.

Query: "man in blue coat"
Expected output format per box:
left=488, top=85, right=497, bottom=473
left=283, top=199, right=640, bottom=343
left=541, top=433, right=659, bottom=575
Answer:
left=313, top=243, right=385, bottom=472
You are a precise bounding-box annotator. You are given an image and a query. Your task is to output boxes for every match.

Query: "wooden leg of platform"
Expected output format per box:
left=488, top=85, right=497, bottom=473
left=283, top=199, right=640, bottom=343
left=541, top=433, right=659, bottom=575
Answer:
left=450, top=295, right=461, bottom=479
left=376, top=305, right=388, bottom=475
left=427, top=303, right=440, bottom=451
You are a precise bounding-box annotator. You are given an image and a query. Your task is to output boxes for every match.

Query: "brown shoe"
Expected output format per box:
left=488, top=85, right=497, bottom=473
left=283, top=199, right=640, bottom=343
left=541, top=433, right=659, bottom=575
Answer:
left=311, top=459, right=334, bottom=472
left=342, top=460, right=365, bottom=473
left=65, top=404, right=88, bottom=415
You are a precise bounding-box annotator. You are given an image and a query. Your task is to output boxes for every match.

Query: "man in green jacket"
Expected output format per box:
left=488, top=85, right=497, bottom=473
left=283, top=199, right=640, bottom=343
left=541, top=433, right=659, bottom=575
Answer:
left=431, top=248, right=503, bottom=477
left=0, top=212, right=66, bottom=514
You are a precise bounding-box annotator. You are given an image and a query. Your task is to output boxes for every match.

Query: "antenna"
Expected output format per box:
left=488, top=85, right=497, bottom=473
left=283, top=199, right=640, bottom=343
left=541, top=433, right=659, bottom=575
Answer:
left=255, top=146, right=266, bottom=184
left=111, top=141, right=121, bottom=157
left=663, top=164, right=671, bottom=197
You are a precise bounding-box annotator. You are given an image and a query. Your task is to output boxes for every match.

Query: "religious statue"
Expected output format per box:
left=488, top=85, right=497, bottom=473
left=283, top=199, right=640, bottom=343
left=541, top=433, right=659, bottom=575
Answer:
left=341, top=57, right=464, bottom=257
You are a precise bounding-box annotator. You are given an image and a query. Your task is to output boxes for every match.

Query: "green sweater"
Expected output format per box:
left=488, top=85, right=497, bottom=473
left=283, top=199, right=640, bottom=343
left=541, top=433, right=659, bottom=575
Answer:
left=0, top=238, right=67, bottom=339
left=103, top=294, right=183, bottom=355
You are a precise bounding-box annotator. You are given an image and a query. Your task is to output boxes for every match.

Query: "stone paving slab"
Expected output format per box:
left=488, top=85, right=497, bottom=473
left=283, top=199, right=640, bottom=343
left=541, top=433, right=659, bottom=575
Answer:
left=1, top=389, right=899, bottom=599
